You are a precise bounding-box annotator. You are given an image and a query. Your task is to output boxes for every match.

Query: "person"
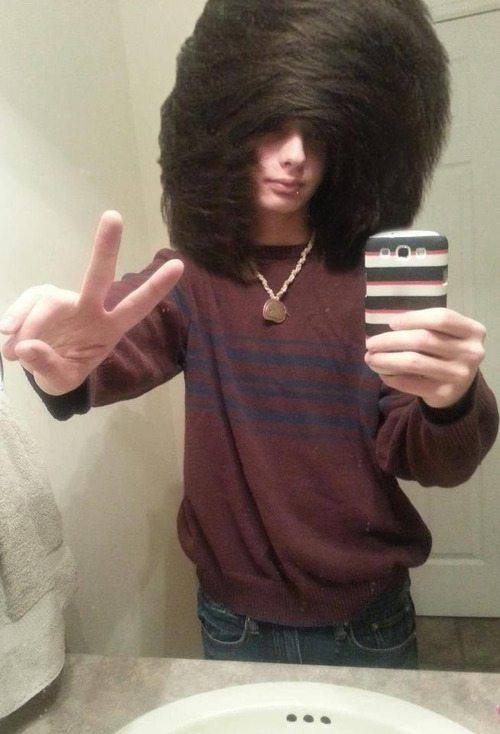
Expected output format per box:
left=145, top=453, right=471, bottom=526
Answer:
left=0, top=0, right=498, bottom=669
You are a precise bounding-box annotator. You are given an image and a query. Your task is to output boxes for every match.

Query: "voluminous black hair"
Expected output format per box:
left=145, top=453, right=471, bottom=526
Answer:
left=159, top=0, right=450, bottom=280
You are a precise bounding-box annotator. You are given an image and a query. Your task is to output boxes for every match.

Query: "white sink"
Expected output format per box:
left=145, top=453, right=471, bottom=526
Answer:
left=116, top=681, right=475, bottom=733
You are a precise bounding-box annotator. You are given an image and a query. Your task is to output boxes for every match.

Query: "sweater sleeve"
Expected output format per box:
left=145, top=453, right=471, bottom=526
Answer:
left=25, top=249, right=189, bottom=421
left=375, top=372, right=499, bottom=487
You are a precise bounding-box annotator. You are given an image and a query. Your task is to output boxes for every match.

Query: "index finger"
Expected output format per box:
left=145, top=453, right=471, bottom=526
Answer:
left=388, top=308, right=486, bottom=340
left=79, top=211, right=123, bottom=308
left=111, top=258, right=185, bottom=334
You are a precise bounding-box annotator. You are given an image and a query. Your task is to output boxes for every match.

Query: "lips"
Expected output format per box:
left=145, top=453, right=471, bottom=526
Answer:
left=267, top=178, right=303, bottom=194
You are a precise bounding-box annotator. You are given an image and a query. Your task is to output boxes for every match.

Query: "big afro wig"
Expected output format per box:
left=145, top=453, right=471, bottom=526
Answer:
left=159, top=0, right=450, bottom=280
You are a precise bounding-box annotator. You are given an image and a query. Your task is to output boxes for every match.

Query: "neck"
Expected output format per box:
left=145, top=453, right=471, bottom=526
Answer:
left=251, top=211, right=311, bottom=247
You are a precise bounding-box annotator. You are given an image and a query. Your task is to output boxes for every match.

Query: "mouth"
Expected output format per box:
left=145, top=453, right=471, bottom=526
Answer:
left=266, top=179, right=303, bottom=194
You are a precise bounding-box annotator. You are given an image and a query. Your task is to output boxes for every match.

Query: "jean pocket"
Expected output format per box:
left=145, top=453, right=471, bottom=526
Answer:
left=348, top=585, right=416, bottom=655
left=197, top=592, right=250, bottom=647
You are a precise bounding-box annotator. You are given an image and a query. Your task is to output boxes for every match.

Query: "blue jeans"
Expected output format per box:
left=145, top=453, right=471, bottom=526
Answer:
left=197, top=578, right=418, bottom=669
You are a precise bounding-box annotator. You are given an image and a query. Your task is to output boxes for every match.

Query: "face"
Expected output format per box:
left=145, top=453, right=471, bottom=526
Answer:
left=250, top=120, right=327, bottom=220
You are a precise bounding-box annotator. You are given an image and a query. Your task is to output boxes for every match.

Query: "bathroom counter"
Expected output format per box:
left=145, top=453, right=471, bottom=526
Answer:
left=2, top=654, right=499, bottom=733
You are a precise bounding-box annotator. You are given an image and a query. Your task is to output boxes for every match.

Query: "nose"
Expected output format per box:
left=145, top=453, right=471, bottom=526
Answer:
left=279, top=129, right=306, bottom=169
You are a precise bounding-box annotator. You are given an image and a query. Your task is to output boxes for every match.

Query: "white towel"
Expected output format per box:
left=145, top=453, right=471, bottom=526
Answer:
left=0, top=385, right=77, bottom=718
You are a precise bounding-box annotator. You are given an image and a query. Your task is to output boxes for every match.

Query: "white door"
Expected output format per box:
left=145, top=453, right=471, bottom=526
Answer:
left=405, top=10, right=500, bottom=616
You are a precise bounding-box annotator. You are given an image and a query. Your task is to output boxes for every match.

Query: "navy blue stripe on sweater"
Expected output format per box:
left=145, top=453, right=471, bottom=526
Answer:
left=170, top=285, right=191, bottom=319
left=184, top=344, right=377, bottom=439
left=190, top=324, right=364, bottom=371
left=175, top=296, right=378, bottom=439
left=187, top=327, right=367, bottom=374
left=187, top=366, right=373, bottom=409
left=194, top=320, right=363, bottom=355
left=187, top=384, right=360, bottom=430
left=188, top=399, right=365, bottom=443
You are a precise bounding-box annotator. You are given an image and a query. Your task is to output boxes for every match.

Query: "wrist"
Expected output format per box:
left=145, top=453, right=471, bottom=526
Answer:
left=420, top=375, right=478, bottom=425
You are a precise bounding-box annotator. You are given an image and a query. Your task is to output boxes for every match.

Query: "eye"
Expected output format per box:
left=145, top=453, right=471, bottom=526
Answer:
left=300, top=122, right=326, bottom=150
left=305, top=134, right=327, bottom=158
left=255, top=119, right=286, bottom=137
left=307, top=128, right=324, bottom=143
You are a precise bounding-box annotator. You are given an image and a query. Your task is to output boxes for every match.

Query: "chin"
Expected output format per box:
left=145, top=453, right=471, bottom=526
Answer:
left=258, top=195, right=302, bottom=216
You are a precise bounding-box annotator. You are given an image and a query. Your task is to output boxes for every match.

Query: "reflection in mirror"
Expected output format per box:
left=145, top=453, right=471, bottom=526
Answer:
left=0, top=0, right=499, bottom=691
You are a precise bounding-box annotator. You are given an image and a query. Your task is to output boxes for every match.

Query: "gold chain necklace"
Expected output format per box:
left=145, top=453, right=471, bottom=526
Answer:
left=255, top=233, right=315, bottom=324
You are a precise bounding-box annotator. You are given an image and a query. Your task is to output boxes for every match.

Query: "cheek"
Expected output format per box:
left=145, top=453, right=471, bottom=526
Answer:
left=309, top=158, right=326, bottom=189
left=254, top=138, right=283, bottom=170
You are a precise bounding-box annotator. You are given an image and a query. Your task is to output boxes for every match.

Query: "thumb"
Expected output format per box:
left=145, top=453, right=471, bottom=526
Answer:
left=15, top=340, right=81, bottom=395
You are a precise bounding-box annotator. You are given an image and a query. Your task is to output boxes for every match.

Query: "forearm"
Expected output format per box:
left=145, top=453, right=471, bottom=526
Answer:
left=375, top=372, right=499, bottom=487
left=88, top=310, right=184, bottom=408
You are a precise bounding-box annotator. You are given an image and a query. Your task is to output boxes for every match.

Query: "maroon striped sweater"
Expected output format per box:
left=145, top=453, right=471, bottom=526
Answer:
left=33, top=245, right=498, bottom=624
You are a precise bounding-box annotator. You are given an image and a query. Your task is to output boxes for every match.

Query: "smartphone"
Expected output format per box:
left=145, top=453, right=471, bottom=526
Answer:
left=365, top=229, right=448, bottom=337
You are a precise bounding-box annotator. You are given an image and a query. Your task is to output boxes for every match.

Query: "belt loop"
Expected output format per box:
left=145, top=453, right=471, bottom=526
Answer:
left=247, top=617, right=260, bottom=635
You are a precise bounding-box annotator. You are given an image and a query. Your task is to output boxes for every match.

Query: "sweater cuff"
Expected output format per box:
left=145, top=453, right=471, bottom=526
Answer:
left=419, top=374, right=478, bottom=426
left=24, top=370, right=91, bottom=421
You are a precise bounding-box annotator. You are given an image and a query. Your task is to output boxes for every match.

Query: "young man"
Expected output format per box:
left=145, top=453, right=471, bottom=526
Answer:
left=1, top=0, right=498, bottom=668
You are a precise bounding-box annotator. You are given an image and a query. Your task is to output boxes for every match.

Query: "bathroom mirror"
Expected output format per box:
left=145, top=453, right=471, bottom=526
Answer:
left=0, top=1, right=499, bottom=672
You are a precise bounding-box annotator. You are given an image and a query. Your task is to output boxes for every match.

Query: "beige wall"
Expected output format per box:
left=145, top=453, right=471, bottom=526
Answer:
left=0, top=0, right=202, bottom=657
left=118, top=0, right=206, bottom=477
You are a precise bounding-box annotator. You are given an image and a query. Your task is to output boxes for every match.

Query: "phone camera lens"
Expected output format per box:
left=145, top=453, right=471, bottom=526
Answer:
left=396, top=245, right=411, bottom=259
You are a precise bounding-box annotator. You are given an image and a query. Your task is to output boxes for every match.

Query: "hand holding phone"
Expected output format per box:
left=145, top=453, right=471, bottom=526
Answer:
left=364, top=230, right=486, bottom=408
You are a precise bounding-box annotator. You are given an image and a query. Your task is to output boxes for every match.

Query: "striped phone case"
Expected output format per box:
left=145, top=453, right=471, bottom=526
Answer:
left=365, top=230, right=448, bottom=337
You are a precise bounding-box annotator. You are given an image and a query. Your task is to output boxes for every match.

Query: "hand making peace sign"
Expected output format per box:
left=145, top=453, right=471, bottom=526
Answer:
left=0, top=211, right=184, bottom=396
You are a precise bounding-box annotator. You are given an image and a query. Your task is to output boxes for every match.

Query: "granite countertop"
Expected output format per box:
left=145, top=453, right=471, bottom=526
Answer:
left=2, top=654, right=500, bottom=733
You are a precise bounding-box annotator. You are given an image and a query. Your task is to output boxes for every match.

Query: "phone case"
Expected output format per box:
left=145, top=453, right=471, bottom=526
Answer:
left=365, top=230, right=448, bottom=336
